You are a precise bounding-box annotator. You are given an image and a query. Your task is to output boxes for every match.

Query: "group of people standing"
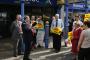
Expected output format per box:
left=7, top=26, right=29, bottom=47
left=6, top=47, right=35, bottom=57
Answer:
left=10, top=13, right=90, bottom=60
left=10, top=13, right=64, bottom=60
left=10, top=14, right=45, bottom=60
left=71, top=14, right=90, bottom=60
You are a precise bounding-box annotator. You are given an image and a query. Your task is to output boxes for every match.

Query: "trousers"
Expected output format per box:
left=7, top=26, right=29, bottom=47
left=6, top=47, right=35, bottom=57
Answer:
left=78, top=48, right=90, bottom=60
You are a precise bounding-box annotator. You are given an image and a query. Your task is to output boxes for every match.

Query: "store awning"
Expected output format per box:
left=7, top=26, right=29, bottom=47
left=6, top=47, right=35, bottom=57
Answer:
left=57, top=0, right=84, bottom=4
left=0, top=0, right=57, bottom=7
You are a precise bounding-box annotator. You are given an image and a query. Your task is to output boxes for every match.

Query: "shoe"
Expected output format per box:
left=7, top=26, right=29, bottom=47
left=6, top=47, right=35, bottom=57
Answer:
left=18, top=52, right=24, bottom=55
left=23, top=58, right=32, bottom=60
left=37, top=45, right=41, bottom=48
left=13, top=55, right=17, bottom=57
left=55, top=51, right=59, bottom=53
left=50, top=49, right=55, bottom=52
left=55, top=50, right=60, bottom=53
left=27, top=59, right=32, bottom=60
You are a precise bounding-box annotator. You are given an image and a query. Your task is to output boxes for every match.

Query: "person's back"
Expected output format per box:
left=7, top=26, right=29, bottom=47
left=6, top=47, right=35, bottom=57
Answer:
left=81, top=29, right=90, bottom=48
left=10, top=14, right=23, bottom=57
left=11, top=21, right=19, bottom=39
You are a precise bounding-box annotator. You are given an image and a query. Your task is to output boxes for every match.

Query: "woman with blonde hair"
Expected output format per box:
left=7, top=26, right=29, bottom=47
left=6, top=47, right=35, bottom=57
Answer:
left=71, top=23, right=83, bottom=60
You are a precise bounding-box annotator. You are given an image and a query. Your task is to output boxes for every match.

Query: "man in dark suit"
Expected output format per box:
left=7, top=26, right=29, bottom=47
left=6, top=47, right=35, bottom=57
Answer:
left=51, top=14, right=64, bottom=53
left=22, top=15, right=33, bottom=60
left=10, top=14, right=23, bottom=57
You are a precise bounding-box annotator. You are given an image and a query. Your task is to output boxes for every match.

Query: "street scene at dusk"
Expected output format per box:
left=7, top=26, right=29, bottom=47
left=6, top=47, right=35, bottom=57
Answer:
left=0, top=0, right=90, bottom=60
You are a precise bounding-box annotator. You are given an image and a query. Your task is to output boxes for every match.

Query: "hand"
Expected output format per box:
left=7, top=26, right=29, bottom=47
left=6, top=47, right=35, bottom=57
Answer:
left=77, top=46, right=80, bottom=52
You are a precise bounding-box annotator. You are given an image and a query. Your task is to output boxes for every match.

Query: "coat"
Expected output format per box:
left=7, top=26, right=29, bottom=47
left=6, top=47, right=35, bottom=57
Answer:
left=10, top=21, right=21, bottom=40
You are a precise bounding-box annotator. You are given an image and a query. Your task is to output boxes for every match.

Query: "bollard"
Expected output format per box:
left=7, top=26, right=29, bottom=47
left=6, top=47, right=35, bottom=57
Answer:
left=44, top=21, right=49, bottom=48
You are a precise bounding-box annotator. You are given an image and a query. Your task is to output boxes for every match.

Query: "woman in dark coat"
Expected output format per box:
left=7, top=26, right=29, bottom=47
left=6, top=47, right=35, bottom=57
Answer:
left=22, top=15, right=33, bottom=60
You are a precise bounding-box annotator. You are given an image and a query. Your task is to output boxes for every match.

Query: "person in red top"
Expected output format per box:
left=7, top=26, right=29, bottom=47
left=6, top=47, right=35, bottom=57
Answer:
left=71, top=23, right=83, bottom=60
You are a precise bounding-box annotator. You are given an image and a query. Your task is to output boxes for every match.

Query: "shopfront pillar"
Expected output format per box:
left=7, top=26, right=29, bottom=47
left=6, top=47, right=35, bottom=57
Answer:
left=64, top=0, right=69, bottom=40
left=44, top=21, right=49, bottom=48
left=85, top=0, right=88, bottom=13
left=20, top=0, right=25, bottom=21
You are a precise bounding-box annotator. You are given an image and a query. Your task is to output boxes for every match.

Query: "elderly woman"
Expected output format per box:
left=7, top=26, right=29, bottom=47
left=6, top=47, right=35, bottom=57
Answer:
left=71, top=23, right=82, bottom=60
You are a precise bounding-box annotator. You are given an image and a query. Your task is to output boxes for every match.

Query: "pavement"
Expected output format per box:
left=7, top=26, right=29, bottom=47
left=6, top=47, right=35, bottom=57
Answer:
left=0, top=37, right=73, bottom=60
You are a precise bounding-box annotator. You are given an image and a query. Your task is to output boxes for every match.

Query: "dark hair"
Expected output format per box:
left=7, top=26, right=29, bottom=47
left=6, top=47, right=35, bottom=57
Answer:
left=24, top=17, right=26, bottom=20
left=32, top=22, right=37, bottom=27
left=84, top=21, right=90, bottom=28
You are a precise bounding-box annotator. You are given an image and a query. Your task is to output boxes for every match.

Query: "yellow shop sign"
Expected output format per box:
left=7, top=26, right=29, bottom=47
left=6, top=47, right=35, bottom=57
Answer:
left=84, top=13, right=90, bottom=22
left=85, top=14, right=90, bottom=18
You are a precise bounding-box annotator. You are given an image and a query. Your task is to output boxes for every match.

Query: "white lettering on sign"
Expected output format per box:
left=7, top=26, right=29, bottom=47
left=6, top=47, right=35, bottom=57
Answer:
left=73, top=4, right=85, bottom=8
left=25, top=0, right=39, bottom=2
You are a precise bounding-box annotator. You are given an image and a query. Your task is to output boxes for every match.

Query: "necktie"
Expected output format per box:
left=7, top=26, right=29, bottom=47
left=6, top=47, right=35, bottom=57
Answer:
left=56, top=20, right=58, bottom=27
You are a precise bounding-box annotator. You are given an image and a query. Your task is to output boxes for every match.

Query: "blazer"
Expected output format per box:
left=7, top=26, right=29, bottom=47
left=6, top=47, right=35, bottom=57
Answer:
left=22, top=22, right=33, bottom=41
left=51, top=19, right=64, bottom=31
left=10, top=20, right=21, bottom=40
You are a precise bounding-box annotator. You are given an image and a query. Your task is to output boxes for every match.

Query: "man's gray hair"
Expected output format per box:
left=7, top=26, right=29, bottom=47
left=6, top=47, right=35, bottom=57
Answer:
left=55, top=14, right=59, bottom=17
left=18, top=14, right=21, bottom=18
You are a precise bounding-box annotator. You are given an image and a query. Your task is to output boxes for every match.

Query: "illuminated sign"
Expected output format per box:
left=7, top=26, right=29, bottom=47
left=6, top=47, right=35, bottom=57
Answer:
left=68, top=0, right=84, bottom=3
left=25, top=0, right=39, bottom=2
left=84, top=13, right=90, bottom=22
left=85, top=13, right=90, bottom=18
left=73, top=4, right=85, bottom=8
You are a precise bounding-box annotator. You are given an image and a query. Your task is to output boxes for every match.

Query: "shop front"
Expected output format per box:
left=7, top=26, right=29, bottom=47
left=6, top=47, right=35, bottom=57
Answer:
left=0, top=0, right=57, bottom=38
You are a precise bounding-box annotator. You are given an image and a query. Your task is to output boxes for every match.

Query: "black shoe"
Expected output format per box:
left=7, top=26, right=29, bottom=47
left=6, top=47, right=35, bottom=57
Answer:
left=55, top=50, right=60, bottom=53
left=50, top=49, right=56, bottom=52
left=23, top=58, right=32, bottom=60
left=18, top=52, right=24, bottom=55
left=55, top=51, right=59, bottom=53
left=37, top=45, right=41, bottom=48
left=27, top=59, right=32, bottom=60
left=13, top=55, right=17, bottom=57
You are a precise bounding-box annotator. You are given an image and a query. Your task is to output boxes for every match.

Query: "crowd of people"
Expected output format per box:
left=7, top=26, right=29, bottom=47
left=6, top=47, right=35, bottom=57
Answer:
left=10, top=13, right=90, bottom=60
left=70, top=14, right=90, bottom=60
left=10, top=14, right=49, bottom=60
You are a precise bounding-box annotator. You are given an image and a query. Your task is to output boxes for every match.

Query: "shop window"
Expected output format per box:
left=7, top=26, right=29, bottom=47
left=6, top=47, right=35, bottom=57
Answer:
left=0, top=12, right=7, bottom=25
